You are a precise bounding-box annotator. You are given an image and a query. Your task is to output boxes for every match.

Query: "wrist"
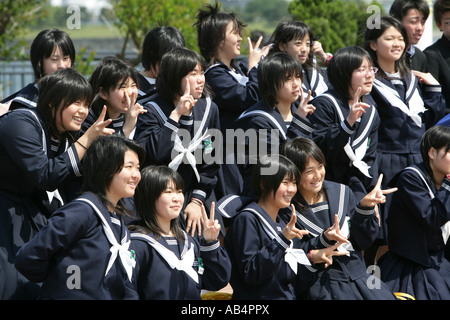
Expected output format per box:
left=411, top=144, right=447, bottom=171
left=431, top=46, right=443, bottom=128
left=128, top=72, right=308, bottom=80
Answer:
left=190, top=198, right=203, bottom=207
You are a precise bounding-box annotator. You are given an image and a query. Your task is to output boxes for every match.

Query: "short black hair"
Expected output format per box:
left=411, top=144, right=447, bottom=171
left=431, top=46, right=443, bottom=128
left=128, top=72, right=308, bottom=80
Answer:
left=433, top=0, right=450, bottom=24
left=156, top=47, right=207, bottom=103
left=258, top=52, right=302, bottom=107
left=141, top=26, right=185, bottom=71
left=389, top=0, right=430, bottom=21
left=30, top=29, right=76, bottom=80
left=37, top=68, right=93, bottom=142
left=327, top=46, right=373, bottom=101
left=421, top=125, right=450, bottom=187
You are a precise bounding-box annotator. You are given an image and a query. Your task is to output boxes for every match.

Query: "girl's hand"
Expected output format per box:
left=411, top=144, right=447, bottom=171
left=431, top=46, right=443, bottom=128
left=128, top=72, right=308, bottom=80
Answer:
left=296, top=89, right=315, bottom=119
left=281, top=204, right=309, bottom=240
left=248, top=36, right=271, bottom=71
left=309, top=242, right=349, bottom=268
left=311, top=40, right=329, bottom=63
left=172, top=78, right=197, bottom=121
left=201, top=202, right=221, bottom=243
left=347, top=87, right=370, bottom=126
left=360, top=174, right=398, bottom=207
left=123, top=92, right=146, bottom=138
left=324, top=214, right=350, bottom=243
left=84, top=105, right=115, bottom=143
left=412, top=70, right=440, bottom=86
left=184, top=200, right=204, bottom=237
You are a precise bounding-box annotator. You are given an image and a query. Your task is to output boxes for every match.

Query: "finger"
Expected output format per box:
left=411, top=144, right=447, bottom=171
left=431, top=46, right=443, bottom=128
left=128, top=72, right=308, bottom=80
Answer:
left=331, top=250, right=350, bottom=257
left=253, top=36, right=263, bottom=50
left=97, top=105, right=108, bottom=122
left=210, top=201, right=215, bottom=222
left=304, top=90, right=312, bottom=105
left=382, top=187, right=398, bottom=195
left=375, top=173, right=383, bottom=189
left=247, top=37, right=253, bottom=51
left=353, top=87, right=362, bottom=104
left=200, top=203, right=208, bottom=223
left=334, top=214, right=340, bottom=232
left=184, top=77, right=190, bottom=96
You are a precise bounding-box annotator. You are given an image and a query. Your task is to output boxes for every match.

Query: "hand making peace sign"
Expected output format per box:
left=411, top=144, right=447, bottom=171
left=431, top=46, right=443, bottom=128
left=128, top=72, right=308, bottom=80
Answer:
left=282, top=204, right=310, bottom=240
left=346, top=87, right=371, bottom=127
left=201, top=202, right=221, bottom=243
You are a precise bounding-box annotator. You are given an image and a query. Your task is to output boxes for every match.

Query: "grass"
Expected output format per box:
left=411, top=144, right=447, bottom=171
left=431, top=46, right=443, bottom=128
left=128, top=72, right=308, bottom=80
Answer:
left=23, top=24, right=123, bottom=41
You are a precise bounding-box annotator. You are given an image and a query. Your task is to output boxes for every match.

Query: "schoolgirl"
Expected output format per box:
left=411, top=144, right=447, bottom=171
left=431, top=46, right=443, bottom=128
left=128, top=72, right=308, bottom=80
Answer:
left=15, top=135, right=144, bottom=299
left=194, top=1, right=269, bottom=198
left=279, top=137, right=397, bottom=300
left=236, top=52, right=316, bottom=195
left=268, top=20, right=329, bottom=99
left=363, top=16, right=446, bottom=253
left=221, top=154, right=347, bottom=300
left=309, top=46, right=380, bottom=202
left=138, top=25, right=186, bottom=101
left=82, top=56, right=146, bottom=139
left=128, top=165, right=230, bottom=299
left=1, top=29, right=75, bottom=111
left=377, top=125, right=450, bottom=300
left=0, top=68, right=114, bottom=299
left=134, top=47, right=220, bottom=237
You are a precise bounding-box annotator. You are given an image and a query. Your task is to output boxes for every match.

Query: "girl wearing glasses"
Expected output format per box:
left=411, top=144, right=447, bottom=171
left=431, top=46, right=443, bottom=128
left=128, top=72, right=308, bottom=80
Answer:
left=363, top=16, right=445, bottom=261
left=308, top=46, right=381, bottom=205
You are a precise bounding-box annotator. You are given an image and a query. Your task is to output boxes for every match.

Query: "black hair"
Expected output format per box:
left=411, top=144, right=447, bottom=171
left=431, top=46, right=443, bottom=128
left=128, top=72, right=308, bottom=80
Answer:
left=327, top=46, right=374, bottom=101
left=30, top=29, right=75, bottom=80
left=156, top=47, right=208, bottom=104
left=268, top=20, right=317, bottom=71
left=89, top=56, right=138, bottom=118
left=81, top=134, right=145, bottom=215
left=131, top=165, right=186, bottom=241
left=36, top=68, right=93, bottom=143
left=257, top=52, right=302, bottom=107
left=252, top=154, right=300, bottom=201
left=420, top=125, right=450, bottom=187
left=141, top=26, right=186, bottom=71
left=433, top=0, right=450, bottom=24
left=389, top=0, right=430, bottom=21
left=363, top=16, right=410, bottom=81
left=195, top=1, right=246, bottom=64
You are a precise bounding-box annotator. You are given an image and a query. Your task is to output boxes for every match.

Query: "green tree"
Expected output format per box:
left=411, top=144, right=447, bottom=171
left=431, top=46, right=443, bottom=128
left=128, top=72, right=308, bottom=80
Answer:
left=109, top=0, right=206, bottom=65
left=288, top=0, right=385, bottom=53
left=0, top=0, right=49, bottom=60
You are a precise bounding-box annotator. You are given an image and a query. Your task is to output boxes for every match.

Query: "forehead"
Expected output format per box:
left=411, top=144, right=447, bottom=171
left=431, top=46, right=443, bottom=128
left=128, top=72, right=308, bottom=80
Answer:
left=381, top=26, right=403, bottom=37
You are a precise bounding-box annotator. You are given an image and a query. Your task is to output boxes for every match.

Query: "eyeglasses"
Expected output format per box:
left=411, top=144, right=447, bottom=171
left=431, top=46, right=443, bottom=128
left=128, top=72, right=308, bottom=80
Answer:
left=355, top=67, right=378, bottom=76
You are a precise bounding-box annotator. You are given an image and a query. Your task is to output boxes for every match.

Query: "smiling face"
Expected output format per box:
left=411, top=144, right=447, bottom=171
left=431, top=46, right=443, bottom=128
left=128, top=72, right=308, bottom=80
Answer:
left=279, top=34, right=311, bottom=65
left=42, top=46, right=72, bottom=76
left=299, top=157, right=325, bottom=201
left=349, top=58, right=376, bottom=98
left=270, top=174, right=297, bottom=210
left=106, top=149, right=141, bottom=206
left=155, top=179, right=185, bottom=227
left=181, top=63, right=205, bottom=100
left=56, top=99, right=89, bottom=133
left=370, top=26, right=406, bottom=64
left=401, top=8, right=427, bottom=46
left=101, top=76, right=138, bottom=118
left=430, top=147, right=450, bottom=183
left=218, top=21, right=242, bottom=63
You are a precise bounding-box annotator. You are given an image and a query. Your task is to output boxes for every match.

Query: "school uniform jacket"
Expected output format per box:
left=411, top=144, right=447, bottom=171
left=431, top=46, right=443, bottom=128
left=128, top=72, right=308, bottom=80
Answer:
left=278, top=180, right=380, bottom=283
left=81, top=109, right=129, bottom=137
left=309, top=89, right=380, bottom=200
left=223, top=201, right=316, bottom=300
left=134, top=93, right=220, bottom=204
left=387, top=163, right=450, bottom=267
left=301, top=67, right=328, bottom=98
left=370, top=72, right=445, bottom=155
left=130, top=230, right=231, bottom=300
left=424, top=35, right=450, bottom=110
left=14, top=192, right=138, bottom=300
left=136, top=72, right=157, bottom=105
left=1, top=83, right=39, bottom=110
left=236, top=100, right=315, bottom=195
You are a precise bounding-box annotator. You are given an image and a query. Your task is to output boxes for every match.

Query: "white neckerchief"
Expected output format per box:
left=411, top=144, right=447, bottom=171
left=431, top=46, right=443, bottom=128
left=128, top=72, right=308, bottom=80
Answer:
left=244, top=207, right=311, bottom=274
left=321, top=93, right=374, bottom=178
left=404, top=167, right=450, bottom=244
left=131, top=232, right=199, bottom=283
left=23, top=109, right=65, bottom=205
left=167, top=97, right=212, bottom=182
left=77, top=198, right=135, bottom=282
left=373, top=72, right=425, bottom=127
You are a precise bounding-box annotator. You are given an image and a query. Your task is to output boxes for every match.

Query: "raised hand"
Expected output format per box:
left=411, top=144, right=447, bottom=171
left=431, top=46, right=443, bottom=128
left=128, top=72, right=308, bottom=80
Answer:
left=346, top=87, right=370, bottom=126
left=324, top=214, right=350, bottom=244
left=296, top=89, right=315, bottom=119
left=309, top=242, right=350, bottom=268
left=172, top=78, right=197, bottom=121
left=201, top=202, right=221, bottom=243
left=282, top=204, right=309, bottom=240
left=123, top=92, right=146, bottom=138
left=360, top=173, right=398, bottom=207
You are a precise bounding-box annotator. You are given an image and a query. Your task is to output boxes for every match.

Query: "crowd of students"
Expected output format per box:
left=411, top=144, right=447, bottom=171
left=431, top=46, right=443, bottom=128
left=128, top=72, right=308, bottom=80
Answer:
left=0, top=0, right=449, bottom=300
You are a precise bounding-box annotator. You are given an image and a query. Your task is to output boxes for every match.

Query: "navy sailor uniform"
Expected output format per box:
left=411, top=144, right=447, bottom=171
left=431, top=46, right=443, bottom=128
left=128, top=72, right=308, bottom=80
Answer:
left=279, top=180, right=395, bottom=300
left=237, top=100, right=315, bottom=196
left=0, top=108, right=82, bottom=299
left=205, top=61, right=260, bottom=198
left=130, top=229, right=231, bottom=300
left=14, top=192, right=138, bottom=300
left=301, top=67, right=328, bottom=98
left=1, top=82, right=39, bottom=110
left=309, top=89, right=380, bottom=202
left=378, top=163, right=450, bottom=300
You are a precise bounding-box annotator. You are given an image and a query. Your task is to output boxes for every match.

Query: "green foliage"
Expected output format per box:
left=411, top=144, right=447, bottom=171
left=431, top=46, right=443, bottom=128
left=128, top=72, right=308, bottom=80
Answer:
left=74, top=47, right=97, bottom=78
left=109, top=0, right=207, bottom=65
left=0, top=0, right=49, bottom=60
left=238, top=0, right=290, bottom=24
left=288, top=0, right=385, bottom=53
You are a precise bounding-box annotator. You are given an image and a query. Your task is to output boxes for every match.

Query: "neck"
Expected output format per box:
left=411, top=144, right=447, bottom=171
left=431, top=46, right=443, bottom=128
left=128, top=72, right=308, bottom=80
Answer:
left=258, top=198, right=279, bottom=222
left=157, top=218, right=173, bottom=237
left=378, top=58, right=397, bottom=74
left=276, top=102, right=292, bottom=120
left=141, top=69, right=157, bottom=79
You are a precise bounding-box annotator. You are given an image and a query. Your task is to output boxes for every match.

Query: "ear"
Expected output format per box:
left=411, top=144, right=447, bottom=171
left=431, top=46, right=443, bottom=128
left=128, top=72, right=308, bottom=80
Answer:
left=435, top=21, right=443, bottom=31
left=99, top=87, right=108, bottom=100
left=428, top=147, right=437, bottom=160
left=278, top=42, right=287, bottom=52
left=369, top=41, right=377, bottom=52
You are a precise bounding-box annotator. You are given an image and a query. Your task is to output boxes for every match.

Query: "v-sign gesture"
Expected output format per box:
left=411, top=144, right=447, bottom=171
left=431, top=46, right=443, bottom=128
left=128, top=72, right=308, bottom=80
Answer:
left=346, top=87, right=370, bottom=126
left=201, top=202, right=221, bottom=243
left=296, top=89, right=316, bottom=119
left=360, top=174, right=398, bottom=207
left=282, top=204, right=309, bottom=240
left=324, top=214, right=350, bottom=244
left=172, top=78, right=197, bottom=122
